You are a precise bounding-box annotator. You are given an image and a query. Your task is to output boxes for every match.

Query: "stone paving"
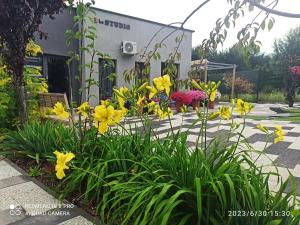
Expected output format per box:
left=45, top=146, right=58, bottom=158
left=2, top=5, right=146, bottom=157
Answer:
left=0, top=159, right=95, bottom=225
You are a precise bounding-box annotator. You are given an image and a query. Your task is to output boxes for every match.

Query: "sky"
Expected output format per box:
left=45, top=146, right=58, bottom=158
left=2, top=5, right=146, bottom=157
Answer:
left=93, top=0, right=300, bottom=54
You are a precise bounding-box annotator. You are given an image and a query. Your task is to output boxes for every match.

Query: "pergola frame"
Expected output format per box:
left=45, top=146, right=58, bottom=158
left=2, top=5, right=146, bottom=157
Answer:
left=191, top=60, right=237, bottom=99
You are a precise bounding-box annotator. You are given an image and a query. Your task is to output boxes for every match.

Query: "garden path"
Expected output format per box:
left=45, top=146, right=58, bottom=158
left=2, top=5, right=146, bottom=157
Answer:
left=0, top=158, right=94, bottom=225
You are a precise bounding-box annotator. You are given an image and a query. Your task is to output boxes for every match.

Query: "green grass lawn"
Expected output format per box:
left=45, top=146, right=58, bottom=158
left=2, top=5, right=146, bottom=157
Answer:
left=247, top=114, right=300, bottom=122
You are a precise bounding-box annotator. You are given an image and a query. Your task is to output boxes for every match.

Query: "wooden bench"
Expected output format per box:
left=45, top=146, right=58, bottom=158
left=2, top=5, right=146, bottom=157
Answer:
left=37, top=92, right=73, bottom=125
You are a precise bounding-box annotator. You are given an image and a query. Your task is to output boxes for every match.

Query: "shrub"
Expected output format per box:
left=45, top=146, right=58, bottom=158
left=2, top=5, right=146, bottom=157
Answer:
left=224, top=74, right=254, bottom=96
left=0, top=66, right=18, bottom=130
left=0, top=65, right=48, bottom=131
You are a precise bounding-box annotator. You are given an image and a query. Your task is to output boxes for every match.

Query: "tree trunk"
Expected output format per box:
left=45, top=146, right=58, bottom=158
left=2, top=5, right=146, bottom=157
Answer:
left=15, top=84, right=28, bottom=125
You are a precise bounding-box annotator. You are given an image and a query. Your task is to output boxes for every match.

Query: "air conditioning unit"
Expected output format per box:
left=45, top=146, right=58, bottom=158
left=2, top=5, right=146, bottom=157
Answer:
left=121, top=41, right=137, bottom=55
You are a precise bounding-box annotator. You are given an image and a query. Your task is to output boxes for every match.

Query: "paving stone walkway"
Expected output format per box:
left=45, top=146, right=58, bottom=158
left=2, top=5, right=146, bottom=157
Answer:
left=0, top=159, right=95, bottom=225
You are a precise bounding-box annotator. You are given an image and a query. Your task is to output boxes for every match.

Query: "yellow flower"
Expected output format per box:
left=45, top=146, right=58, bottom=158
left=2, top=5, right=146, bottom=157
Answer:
left=147, top=86, right=158, bottom=99
left=101, top=99, right=111, bottom=106
left=191, top=79, right=203, bottom=91
left=257, top=123, right=268, bottom=133
left=147, top=101, right=157, bottom=112
left=78, top=102, right=90, bottom=118
left=219, top=106, right=231, bottom=120
left=93, top=103, right=124, bottom=134
left=208, top=111, right=220, bottom=120
left=274, top=125, right=284, bottom=143
left=210, top=89, right=217, bottom=102
left=137, top=95, right=145, bottom=107
left=153, top=74, right=172, bottom=96
left=114, top=87, right=129, bottom=108
left=137, top=82, right=148, bottom=91
left=235, top=99, right=253, bottom=116
left=154, top=106, right=173, bottom=120
left=52, top=102, right=69, bottom=119
left=53, top=150, right=75, bottom=180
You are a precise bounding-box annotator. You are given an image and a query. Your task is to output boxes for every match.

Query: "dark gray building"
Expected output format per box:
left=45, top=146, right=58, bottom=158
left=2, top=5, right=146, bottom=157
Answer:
left=37, top=7, right=193, bottom=105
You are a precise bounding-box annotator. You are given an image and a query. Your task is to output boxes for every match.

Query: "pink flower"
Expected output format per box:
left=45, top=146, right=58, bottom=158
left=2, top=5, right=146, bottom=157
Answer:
left=171, top=91, right=193, bottom=105
left=187, top=90, right=207, bottom=101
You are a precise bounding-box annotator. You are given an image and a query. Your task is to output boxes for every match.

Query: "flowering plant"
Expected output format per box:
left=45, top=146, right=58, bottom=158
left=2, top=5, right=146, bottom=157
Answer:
left=186, top=90, right=207, bottom=101
left=171, top=91, right=193, bottom=105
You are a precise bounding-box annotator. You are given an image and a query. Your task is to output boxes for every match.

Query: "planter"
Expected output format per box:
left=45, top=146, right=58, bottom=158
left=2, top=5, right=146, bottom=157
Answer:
left=176, top=101, right=183, bottom=112
left=208, top=100, right=215, bottom=109
left=192, top=100, right=200, bottom=110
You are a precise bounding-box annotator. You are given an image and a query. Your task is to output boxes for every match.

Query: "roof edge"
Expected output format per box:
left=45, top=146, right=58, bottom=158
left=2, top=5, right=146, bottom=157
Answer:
left=90, top=7, right=195, bottom=33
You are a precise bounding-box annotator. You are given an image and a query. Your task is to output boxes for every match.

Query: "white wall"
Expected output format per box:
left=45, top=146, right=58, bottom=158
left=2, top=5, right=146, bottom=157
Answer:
left=83, top=8, right=193, bottom=105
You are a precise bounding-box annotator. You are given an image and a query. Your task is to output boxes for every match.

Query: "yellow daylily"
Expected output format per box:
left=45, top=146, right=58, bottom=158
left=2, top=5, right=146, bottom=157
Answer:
left=219, top=106, right=231, bottom=120
left=137, top=95, right=145, bottom=107
left=78, top=102, right=90, bottom=118
left=210, top=89, right=217, bottom=102
left=52, top=102, right=69, bottom=119
left=93, top=103, right=124, bottom=134
left=137, top=82, right=148, bottom=92
left=274, top=125, right=284, bottom=143
left=257, top=123, right=268, bottom=133
left=153, top=74, right=172, bottom=96
left=191, top=79, right=203, bottom=91
left=154, top=106, right=173, bottom=120
left=208, top=111, right=220, bottom=120
left=147, top=101, right=157, bottom=113
left=53, top=150, right=75, bottom=180
left=235, top=99, right=253, bottom=116
left=147, top=86, right=158, bottom=99
left=114, top=87, right=129, bottom=108
left=101, top=99, right=111, bottom=106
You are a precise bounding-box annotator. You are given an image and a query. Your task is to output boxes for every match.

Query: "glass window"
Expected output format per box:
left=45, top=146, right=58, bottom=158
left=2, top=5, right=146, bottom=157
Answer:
left=135, top=62, right=149, bottom=84
left=99, top=58, right=116, bottom=99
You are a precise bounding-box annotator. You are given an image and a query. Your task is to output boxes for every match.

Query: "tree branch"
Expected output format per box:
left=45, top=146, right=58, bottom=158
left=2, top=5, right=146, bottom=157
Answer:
left=248, top=0, right=300, bottom=18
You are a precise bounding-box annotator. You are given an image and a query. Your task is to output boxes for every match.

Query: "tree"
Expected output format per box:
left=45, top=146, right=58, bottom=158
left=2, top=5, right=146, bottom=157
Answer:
left=0, top=0, right=65, bottom=124
left=273, top=26, right=300, bottom=107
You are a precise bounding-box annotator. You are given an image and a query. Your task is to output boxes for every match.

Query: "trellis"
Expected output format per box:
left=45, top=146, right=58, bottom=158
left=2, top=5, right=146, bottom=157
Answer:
left=191, top=59, right=237, bottom=99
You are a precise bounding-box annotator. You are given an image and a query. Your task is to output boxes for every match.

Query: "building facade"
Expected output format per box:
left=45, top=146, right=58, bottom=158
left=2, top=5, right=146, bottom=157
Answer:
left=36, top=7, right=193, bottom=105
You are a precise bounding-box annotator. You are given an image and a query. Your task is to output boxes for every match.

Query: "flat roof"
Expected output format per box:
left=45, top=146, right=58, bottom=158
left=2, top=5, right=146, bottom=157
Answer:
left=91, top=7, right=195, bottom=33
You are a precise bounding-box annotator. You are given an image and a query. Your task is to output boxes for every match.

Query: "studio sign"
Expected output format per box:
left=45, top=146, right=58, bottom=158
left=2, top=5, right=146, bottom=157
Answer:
left=94, top=17, right=130, bottom=30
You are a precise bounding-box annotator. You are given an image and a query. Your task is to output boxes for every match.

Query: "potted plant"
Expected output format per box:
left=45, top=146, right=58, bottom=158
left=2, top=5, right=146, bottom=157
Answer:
left=187, top=90, right=207, bottom=109
left=171, top=91, right=192, bottom=112
left=207, top=90, right=221, bottom=109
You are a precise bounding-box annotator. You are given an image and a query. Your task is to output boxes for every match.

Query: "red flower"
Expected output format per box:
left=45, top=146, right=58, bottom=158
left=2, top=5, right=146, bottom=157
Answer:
left=171, top=91, right=192, bottom=105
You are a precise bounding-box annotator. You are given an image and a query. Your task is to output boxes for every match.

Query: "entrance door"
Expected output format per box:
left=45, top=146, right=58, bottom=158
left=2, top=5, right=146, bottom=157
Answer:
left=46, top=55, right=69, bottom=98
left=99, top=58, right=116, bottom=99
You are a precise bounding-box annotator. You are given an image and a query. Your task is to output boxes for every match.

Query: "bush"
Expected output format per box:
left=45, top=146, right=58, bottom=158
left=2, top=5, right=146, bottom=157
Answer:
left=224, top=74, right=254, bottom=96
left=0, top=66, right=18, bottom=130
left=0, top=65, right=48, bottom=132
left=220, top=90, right=300, bottom=103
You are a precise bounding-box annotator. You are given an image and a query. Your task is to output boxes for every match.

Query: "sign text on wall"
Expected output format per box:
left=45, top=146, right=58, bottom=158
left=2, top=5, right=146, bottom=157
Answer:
left=94, top=17, right=131, bottom=30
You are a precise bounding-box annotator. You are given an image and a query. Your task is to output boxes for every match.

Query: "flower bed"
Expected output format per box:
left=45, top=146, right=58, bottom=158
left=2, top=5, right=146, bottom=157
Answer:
left=1, top=78, right=299, bottom=225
